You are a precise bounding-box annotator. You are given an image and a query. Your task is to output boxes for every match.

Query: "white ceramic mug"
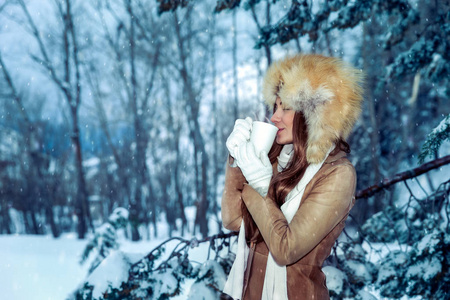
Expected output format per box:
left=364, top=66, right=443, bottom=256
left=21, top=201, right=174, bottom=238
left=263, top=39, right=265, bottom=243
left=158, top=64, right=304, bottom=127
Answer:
left=250, top=121, right=278, bottom=155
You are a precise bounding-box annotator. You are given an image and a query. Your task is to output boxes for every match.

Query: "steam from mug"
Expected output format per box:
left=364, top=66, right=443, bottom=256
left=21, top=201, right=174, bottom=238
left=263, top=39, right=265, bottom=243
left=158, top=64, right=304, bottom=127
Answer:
left=250, top=121, right=278, bottom=155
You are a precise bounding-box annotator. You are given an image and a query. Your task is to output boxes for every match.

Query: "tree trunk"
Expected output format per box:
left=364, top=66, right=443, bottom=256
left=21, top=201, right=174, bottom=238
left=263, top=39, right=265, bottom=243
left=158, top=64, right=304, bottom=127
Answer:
left=30, top=209, right=41, bottom=235
left=69, top=104, right=89, bottom=239
left=1, top=46, right=61, bottom=237
left=45, top=205, right=60, bottom=238
left=1, top=204, right=12, bottom=234
left=362, top=22, right=383, bottom=216
left=127, top=0, right=145, bottom=241
left=163, top=75, right=188, bottom=236
left=210, top=14, right=221, bottom=223
left=23, top=210, right=32, bottom=234
left=173, top=10, right=209, bottom=237
left=232, top=10, right=239, bottom=120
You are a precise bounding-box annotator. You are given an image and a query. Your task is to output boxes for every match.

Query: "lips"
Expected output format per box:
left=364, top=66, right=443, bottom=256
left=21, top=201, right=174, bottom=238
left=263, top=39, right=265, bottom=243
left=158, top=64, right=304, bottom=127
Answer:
left=277, top=128, right=284, bottom=134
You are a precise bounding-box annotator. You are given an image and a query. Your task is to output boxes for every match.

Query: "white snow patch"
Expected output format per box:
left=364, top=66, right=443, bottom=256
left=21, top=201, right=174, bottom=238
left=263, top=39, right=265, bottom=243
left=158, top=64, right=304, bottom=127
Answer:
left=417, top=232, right=440, bottom=255
left=0, top=234, right=90, bottom=300
left=431, top=114, right=449, bottom=135
left=346, top=260, right=372, bottom=282
left=357, top=290, right=378, bottom=300
left=86, top=250, right=132, bottom=299
left=83, top=157, right=100, bottom=168
left=406, top=256, right=442, bottom=281
left=187, top=282, right=218, bottom=300
left=377, top=264, right=396, bottom=284
left=188, top=260, right=226, bottom=299
left=151, top=272, right=179, bottom=298
left=108, top=207, right=129, bottom=223
left=423, top=256, right=442, bottom=281
left=323, top=266, right=346, bottom=294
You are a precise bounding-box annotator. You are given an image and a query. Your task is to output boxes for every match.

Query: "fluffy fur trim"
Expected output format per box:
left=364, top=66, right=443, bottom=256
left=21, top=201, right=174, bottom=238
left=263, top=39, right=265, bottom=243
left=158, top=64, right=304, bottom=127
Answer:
left=263, top=54, right=364, bottom=164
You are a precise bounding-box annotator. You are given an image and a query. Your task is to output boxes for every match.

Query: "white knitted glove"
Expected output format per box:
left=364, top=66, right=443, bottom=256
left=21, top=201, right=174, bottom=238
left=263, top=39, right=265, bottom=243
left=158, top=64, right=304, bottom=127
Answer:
left=226, top=117, right=253, bottom=163
left=235, top=141, right=273, bottom=197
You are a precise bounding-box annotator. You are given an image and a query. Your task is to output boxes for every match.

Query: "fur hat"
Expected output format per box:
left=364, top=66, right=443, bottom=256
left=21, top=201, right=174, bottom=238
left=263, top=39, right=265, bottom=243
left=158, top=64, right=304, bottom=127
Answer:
left=263, top=54, right=364, bottom=164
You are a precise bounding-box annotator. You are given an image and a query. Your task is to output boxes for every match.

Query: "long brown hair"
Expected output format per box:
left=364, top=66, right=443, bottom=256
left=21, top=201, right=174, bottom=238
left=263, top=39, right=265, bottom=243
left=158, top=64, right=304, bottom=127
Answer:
left=241, top=111, right=350, bottom=243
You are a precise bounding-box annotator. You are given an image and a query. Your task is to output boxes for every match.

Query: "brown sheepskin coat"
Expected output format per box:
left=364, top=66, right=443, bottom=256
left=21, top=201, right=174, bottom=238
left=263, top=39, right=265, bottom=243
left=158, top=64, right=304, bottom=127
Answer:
left=221, top=150, right=356, bottom=300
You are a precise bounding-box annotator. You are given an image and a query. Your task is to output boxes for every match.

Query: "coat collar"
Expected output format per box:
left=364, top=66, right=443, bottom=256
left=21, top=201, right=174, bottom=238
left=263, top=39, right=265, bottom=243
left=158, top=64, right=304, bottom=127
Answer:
left=323, top=150, right=347, bottom=164
left=273, top=150, right=346, bottom=175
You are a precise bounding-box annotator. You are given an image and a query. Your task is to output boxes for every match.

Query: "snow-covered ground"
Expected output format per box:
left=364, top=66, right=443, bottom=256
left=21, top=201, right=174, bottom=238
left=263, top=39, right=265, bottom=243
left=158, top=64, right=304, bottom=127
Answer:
left=0, top=233, right=91, bottom=300
left=0, top=233, right=211, bottom=299
left=0, top=207, right=222, bottom=300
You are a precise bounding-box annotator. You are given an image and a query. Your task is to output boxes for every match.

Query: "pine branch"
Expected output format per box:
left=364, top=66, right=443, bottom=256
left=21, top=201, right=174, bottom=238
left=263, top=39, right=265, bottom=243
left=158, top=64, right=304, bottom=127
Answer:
left=129, top=231, right=238, bottom=279
left=418, top=114, right=450, bottom=164
left=356, top=155, right=450, bottom=199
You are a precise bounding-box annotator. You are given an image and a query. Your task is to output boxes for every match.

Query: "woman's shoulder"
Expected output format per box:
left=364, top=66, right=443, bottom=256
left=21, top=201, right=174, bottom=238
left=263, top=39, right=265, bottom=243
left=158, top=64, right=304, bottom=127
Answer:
left=317, top=150, right=356, bottom=180
left=301, top=151, right=356, bottom=209
left=304, top=151, right=356, bottom=200
left=323, top=150, right=354, bottom=167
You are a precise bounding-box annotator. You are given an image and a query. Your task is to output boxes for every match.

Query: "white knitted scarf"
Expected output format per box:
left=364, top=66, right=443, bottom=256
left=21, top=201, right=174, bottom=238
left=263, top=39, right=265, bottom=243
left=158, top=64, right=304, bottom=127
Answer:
left=223, top=144, right=333, bottom=299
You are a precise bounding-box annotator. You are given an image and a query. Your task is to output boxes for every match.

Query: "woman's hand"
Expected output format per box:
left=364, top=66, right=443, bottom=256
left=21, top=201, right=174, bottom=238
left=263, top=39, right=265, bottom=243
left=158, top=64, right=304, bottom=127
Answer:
left=235, top=141, right=272, bottom=197
left=226, top=117, right=253, bottom=160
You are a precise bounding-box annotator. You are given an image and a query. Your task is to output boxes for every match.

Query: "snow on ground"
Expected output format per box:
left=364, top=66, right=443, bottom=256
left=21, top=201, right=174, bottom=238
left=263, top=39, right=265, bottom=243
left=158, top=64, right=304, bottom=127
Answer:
left=0, top=233, right=90, bottom=300
left=0, top=233, right=210, bottom=300
left=0, top=207, right=223, bottom=300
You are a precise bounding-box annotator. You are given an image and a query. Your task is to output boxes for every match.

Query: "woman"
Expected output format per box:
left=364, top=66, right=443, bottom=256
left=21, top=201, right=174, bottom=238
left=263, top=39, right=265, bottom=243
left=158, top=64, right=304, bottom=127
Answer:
left=221, top=54, right=364, bottom=300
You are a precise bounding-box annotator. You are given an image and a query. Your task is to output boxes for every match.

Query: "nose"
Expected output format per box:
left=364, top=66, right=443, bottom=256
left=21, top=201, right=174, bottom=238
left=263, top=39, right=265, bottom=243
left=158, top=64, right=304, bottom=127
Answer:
left=270, top=107, right=281, bottom=124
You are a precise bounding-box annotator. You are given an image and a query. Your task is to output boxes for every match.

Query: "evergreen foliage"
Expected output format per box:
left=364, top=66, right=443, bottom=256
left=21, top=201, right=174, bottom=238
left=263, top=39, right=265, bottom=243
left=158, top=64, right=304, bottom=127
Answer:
left=73, top=232, right=237, bottom=299
left=243, top=0, right=449, bottom=94
left=326, top=241, right=377, bottom=299
left=80, top=208, right=129, bottom=274
left=418, top=114, right=450, bottom=164
left=214, top=0, right=449, bottom=101
left=328, top=178, right=450, bottom=299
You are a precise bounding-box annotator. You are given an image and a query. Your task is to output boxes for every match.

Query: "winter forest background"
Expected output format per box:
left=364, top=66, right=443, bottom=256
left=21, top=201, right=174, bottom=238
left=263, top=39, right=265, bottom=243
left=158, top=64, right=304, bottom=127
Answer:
left=0, top=0, right=449, bottom=299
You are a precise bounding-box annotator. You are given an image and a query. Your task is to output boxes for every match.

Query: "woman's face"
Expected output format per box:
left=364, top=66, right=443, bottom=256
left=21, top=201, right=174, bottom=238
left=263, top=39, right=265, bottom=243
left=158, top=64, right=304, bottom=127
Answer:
left=270, top=97, right=295, bottom=145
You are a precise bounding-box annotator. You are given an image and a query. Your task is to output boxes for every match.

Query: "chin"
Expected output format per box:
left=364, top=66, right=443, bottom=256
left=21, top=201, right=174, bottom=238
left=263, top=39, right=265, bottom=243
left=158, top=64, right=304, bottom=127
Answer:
left=276, top=137, right=293, bottom=145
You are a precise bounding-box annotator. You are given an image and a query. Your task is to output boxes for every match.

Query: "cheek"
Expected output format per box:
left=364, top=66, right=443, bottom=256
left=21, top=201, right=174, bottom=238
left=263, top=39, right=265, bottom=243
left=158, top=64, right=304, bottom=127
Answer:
left=283, top=113, right=295, bottom=130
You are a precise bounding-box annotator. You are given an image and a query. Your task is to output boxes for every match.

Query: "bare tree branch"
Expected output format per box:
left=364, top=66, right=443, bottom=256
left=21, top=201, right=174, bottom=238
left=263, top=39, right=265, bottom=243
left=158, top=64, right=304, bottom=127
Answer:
left=17, top=0, right=67, bottom=93
left=356, top=155, right=450, bottom=199
left=0, top=0, right=12, bottom=13
left=0, top=52, right=31, bottom=125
